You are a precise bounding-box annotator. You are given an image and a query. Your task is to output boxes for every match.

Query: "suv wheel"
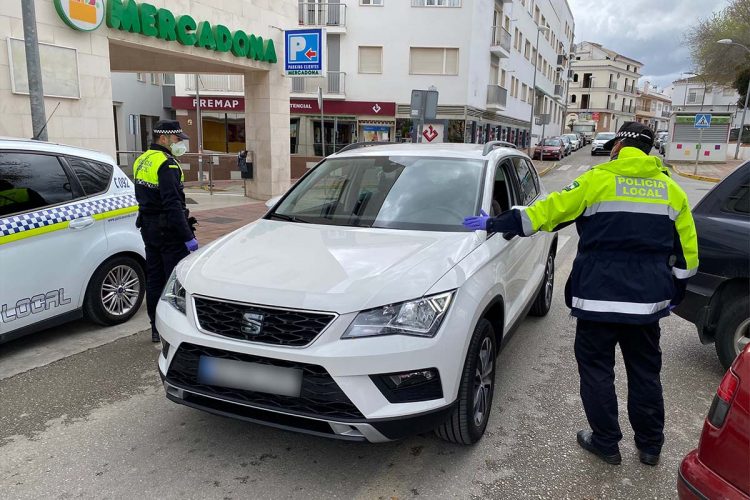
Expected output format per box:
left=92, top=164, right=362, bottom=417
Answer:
left=529, top=249, right=555, bottom=317
left=715, top=296, right=750, bottom=370
left=84, top=255, right=145, bottom=326
left=435, top=318, right=496, bottom=445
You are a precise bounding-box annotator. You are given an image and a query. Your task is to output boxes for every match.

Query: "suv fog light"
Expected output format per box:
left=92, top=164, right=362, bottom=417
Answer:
left=371, top=368, right=442, bottom=403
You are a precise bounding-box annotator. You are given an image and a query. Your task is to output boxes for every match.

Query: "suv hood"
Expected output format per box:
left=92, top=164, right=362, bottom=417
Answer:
left=180, top=220, right=481, bottom=314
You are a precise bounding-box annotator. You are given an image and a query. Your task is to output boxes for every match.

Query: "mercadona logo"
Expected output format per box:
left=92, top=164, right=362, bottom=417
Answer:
left=54, top=0, right=106, bottom=32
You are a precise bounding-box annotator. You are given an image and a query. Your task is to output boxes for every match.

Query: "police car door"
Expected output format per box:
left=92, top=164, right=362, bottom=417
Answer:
left=482, top=158, right=536, bottom=328
left=0, top=152, right=107, bottom=336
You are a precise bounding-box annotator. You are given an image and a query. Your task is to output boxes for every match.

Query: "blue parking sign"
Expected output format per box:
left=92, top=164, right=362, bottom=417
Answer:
left=285, top=29, right=325, bottom=76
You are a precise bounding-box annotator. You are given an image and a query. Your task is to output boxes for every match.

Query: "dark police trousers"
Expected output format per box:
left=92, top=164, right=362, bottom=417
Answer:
left=574, top=319, right=665, bottom=456
left=139, top=216, right=189, bottom=335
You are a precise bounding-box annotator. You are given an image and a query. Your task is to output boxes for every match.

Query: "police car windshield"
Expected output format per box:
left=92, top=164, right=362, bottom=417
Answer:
left=270, top=156, right=484, bottom=231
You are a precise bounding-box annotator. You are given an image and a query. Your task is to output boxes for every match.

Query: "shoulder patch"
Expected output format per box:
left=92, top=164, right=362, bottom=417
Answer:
left=563, top=180, right=580, bottom=192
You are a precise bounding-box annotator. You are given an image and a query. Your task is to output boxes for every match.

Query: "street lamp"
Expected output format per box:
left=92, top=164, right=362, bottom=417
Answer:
left=528, top=25, right=550, bottom=150
left=717, top=39, right=750, bottom=159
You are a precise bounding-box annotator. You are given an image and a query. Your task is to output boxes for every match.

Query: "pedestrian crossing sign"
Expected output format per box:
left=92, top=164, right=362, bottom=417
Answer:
left=694, top=114, right=711, bottom=129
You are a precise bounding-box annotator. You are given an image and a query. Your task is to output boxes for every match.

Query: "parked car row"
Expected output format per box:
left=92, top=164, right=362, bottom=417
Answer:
left=531, top=133, right=585, bottom=161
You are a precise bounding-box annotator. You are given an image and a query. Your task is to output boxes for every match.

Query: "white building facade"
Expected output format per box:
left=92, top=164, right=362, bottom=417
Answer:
left=671, top=77, right=746, bottom=128
left=566, top=42, right=641, bottom=135
left=169, top=0, right=575, bottom=176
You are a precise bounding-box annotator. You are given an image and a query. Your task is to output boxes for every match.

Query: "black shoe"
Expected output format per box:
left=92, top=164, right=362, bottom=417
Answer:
left=576, top=430, right=622, bottom=465
left=151, top=331, right=160, bottom=343
left=638, top=449, right=660, bottom=466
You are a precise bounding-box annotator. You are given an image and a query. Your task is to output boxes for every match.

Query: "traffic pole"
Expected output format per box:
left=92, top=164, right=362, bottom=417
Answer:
left=21, top=0, right=47, bottom=141
left=694, top=127, right=703, bottom=175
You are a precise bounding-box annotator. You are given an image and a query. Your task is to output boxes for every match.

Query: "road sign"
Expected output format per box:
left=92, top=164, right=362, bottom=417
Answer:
left=410, top=89, right=438, bottom=120
left=285, top=29, right=325, bottom=77
left=694, top=113, right=712, bottom=129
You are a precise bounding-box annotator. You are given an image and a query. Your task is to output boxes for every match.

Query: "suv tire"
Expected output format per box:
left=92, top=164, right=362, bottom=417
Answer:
left=84, top=255, right=146, bottom=326
left=529, top=249, right=555, bottom=317
left=715, top=296, right=750, bottom=370
left=436, top=318, right=496, bottom=445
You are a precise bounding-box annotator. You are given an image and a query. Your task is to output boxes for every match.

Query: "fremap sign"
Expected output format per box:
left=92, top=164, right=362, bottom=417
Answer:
left=55, top=0, right=277, bottom=64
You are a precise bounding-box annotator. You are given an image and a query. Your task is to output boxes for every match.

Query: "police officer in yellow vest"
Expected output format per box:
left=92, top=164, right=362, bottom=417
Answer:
left=463, top=122, right=699, bottom=467
left=133, top=120, right=198, bottom=342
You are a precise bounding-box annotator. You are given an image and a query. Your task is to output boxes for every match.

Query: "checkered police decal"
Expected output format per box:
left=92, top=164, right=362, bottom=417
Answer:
left=0, top=195, right=137, bottom=239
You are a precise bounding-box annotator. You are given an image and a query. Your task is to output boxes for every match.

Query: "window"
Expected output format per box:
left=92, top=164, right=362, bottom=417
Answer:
left=409, top=47, right=458, bottom=75
left=411, top=0, right=461, bottom=6
left=150, top=73, right=159, bottom=85
left=361, top=0, right=383, bottom=4
left=162, top=73, right=175, bottom=85
left=0, top=153, right=74, bottom=216
left=359, top=46, right=383, bottom=73
left=524, top=40, right=531, bottom=60
left=723, top=184, right=750, bottom=215
left=136, top=73, right=145, bottom=82
left=571, top=94, right=577, bottom=103
left=514, top=28, right=521, bottom=51
left=67, top=158, right=113, bottom=196
left=511, top=157, right=539, bottom=205
left=687, top=90, right=700, bottom=104
left=573, top=73, right=578, bottom=82
left=522, top=83, right=528, bottom=102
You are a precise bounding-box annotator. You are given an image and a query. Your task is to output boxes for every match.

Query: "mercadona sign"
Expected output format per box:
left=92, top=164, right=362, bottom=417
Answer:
left=55, top=0, right=277, bottom=64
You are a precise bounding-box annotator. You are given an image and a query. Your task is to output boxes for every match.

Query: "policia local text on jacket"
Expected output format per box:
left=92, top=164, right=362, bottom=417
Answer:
left=133, top=141, right=194, bottom=341
left=467, top=135, right=698, bottom=465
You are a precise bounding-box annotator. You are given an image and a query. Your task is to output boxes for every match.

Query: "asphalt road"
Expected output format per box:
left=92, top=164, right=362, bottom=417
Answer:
left=0, top=147, right=725, bottom=499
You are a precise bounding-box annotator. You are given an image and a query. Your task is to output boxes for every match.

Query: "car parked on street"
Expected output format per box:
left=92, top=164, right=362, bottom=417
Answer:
left=562, top=134, right=581, bottom=151
left=674, top=161, right=749, bottom=369
left=0, top=138, right=145, bottom=343
left=558, top=135, right=573, bottom=156
left=532, top=138, right=566, bottom=161
left=654, top=131, right=669, bottom=150
left=157, top=142, right=557, bottom=444
left=591, top=132, right=616, bottom=156
left=678, top=342, right=750, bottom=499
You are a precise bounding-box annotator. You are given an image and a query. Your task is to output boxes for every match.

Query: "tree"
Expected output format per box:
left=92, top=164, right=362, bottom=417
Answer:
left=685, top=0, right=750, bottom=85
left=735, top=67, right=750, bottom=108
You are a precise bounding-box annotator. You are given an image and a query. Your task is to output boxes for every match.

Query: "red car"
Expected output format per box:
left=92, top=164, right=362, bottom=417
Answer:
left=678, top=343, right=750, bottom=499
left=532, top=138, right=565, bottom=160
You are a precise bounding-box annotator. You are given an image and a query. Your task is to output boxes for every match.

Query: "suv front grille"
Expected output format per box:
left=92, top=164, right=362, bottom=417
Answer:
left=166, top=343, right=363, bottom=420
left=193, top=297, right=335, bottom=347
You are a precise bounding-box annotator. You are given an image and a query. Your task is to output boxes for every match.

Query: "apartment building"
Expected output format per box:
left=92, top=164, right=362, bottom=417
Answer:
left=635, top=82, right=672, bottom=131
left=169, top=0, right=575, bottom=176
left=567, top=42, right=641, bottom=134
left=671, top=77, right=746, bottom=128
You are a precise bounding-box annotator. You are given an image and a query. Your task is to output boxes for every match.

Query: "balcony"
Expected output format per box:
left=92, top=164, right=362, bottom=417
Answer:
left=487, top=84, right=508, bottom=108
left=554, top=84, right=563, bottom=97
left=291, top=71, right=346, bottom=97
left=184, top=74, right=244, bottom=93
left=607, top=102, right=615, bottom=110
left=609, top=82, right=618, bottom=90
left=556, top=54, right=567, bottom=68
left=567, top=69, right=574, bottom=80
left=661, top=110, right=671, bottom=118
left=490, top=25, right=512, bottom=56
left=298, top=2, right=347, bottom=31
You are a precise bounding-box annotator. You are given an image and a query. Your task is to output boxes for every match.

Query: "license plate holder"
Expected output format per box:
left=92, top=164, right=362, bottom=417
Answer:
left=198, top=356, right=303, bottom=397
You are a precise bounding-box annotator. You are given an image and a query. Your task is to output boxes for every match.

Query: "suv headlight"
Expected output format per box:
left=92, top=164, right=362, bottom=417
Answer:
left=342, top=291, right=455, bottom=339
left=161, top=270, right=186, bottom=314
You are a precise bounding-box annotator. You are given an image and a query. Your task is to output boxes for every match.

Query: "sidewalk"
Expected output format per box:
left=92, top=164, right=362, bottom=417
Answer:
left=666, top=157, right=745, bottom=182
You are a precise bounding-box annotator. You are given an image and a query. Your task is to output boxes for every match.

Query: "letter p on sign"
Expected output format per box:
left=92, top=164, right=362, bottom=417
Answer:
left=289, top=36, right=306, bottom=61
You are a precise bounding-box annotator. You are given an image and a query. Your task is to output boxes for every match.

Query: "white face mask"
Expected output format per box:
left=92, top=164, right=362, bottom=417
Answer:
left=170, top=141, right=187, bottom=157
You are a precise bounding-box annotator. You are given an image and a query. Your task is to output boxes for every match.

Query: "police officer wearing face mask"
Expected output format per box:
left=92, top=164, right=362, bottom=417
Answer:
left=133, top=120, right=198, bottom=342
left=463, top=122, right=699, bottom=467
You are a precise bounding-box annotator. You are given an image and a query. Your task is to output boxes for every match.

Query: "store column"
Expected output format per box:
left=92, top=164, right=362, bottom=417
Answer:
left=244, top=70, right=291, bottom=200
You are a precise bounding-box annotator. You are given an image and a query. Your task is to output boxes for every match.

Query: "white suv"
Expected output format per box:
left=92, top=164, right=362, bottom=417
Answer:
left=0, top=138, right=145, bottom=343
left=157, top=142, right=557, bottom=444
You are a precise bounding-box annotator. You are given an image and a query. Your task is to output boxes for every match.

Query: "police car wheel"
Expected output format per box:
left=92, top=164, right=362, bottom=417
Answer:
left=715, top=296, right=750, bottom=370
left=84, top=256, right=145, bottom=326
left=435, top=318, right=496, bottom=445
left=529, top=250, right=555, bottom=317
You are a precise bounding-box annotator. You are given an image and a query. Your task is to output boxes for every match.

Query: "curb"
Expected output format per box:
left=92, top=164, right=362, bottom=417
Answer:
left=538, top=163, right=557, bottom=177
left=665, top=162, right=721, bottom=183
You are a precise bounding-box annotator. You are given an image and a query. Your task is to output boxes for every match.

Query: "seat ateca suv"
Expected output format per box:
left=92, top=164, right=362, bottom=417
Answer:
left=156, top=142, right=557, bottom=444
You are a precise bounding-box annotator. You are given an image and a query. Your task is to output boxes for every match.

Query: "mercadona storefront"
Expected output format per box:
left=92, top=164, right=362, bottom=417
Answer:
left=0, top=0, right=296, bottom=199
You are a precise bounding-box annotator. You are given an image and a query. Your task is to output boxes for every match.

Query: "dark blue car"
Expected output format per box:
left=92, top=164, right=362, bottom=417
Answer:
left=675, top=161, right=750, bottom=369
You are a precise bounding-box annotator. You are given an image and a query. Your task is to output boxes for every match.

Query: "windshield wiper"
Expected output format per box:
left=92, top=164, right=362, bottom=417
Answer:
left=268, top=212, right=311, bottom=224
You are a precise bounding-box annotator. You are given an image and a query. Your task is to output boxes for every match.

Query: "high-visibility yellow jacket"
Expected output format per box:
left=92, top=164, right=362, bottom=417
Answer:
left=133, top=144, right=192, bottom=243
left=487, top=147, right=699, bottom=324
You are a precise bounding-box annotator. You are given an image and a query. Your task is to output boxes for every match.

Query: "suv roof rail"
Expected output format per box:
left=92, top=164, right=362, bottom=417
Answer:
left=336, top=141, right=395, bottom=153
left=482, top=141, right=517, bottom=156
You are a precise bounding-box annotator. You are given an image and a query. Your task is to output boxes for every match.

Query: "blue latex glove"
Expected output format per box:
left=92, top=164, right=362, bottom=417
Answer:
left=463, top=210, right=490, bottom=231
left=669, top=304, right=676, bottom=312
left=185, top=238, right=199, bottom=252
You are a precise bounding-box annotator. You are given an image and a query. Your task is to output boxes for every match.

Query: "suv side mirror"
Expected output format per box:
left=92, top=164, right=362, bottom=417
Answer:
left=265, top=196, right=281, bottom=209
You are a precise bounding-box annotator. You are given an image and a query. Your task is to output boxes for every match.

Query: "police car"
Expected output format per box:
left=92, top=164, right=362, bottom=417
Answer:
left=156, top=141, right=557, bottom=444
left=0, top=138, right=145, bottom=343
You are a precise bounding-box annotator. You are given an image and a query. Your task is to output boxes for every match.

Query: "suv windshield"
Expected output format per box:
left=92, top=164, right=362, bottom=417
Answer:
left=595, top=133, right=616, bottom=141
left=271, top=156, right=484, bottom=231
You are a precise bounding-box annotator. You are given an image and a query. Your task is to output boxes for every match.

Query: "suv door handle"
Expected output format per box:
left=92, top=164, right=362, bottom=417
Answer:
left=69, top=217, right=95, bottom=230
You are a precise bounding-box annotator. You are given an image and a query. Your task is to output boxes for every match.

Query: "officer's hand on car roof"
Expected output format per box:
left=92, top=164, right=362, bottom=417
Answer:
left=185, top=238, right=199, bottom=252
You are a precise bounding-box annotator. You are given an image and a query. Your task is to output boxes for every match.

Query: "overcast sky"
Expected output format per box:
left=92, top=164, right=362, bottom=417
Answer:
left=567, top=0, right=730, bottom=92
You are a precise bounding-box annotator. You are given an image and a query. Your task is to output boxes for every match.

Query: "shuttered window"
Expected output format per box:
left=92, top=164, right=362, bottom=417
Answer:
left=359, top=46, right=383, bottom=74
left=409, top=48, right=459, bottom=75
